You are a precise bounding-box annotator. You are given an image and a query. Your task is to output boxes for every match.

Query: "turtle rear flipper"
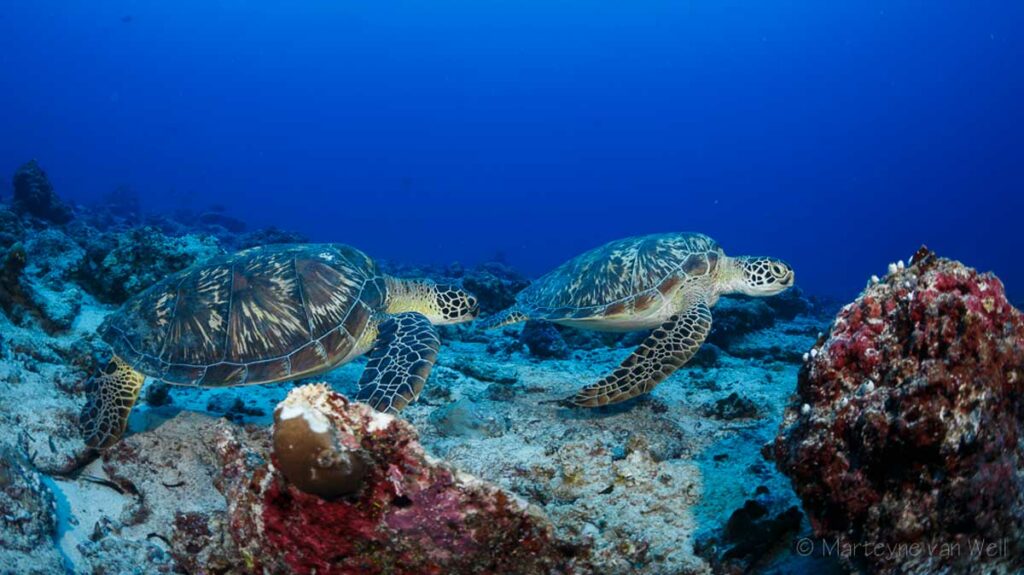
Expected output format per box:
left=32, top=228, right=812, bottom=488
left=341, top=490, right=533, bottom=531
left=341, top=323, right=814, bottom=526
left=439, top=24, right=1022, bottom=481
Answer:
left=80, top=356, right=145, bottom=449
left=355, top=312, right=441, bottom=413
left=572, top=299, right=712, bottom=407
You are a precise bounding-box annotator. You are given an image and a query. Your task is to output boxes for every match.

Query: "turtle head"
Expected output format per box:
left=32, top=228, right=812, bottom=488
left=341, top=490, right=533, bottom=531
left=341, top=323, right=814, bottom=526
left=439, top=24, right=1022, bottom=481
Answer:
left=386, top=278, right=479, bottom=325
left=728, top=256, right=795, bottom=296
left=430, top=282, right=480, bottom=324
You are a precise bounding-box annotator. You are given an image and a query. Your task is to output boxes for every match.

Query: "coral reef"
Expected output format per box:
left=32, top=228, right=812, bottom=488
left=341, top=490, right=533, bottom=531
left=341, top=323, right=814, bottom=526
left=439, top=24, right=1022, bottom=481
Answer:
left=773, top=247, right=1024, bottom=574
left=198, top=210, right=247, bottom=233
left=19, top=228, right=87, bottom=330
left=520, top=320, right=571, bottom=359
left=87, top=226, right=222, bottom=302
left=101, top=185, right=143, bottom=223
left=707, top=298, right=776, bottom=349
left=0, top=446, right=65, bottom=573
left=762, top=285, right=814, bottom=320
left=460, top=261, right=531, bottom=314
left=217, top=384, right=590, bottom=574
left=234, top=225, right=309, bottom=250
left=0, top=242, right=28, bottom=318
left=0, top=160, right=858, bottom=574
left=11, top=160, right=72, bottom=224
left=0, top=206, right=25, bottom=247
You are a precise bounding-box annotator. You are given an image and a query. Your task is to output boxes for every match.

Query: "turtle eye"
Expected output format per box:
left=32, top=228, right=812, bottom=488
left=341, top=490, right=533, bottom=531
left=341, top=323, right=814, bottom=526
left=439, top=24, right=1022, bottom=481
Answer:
left=771, top=263, right=787, bottom=277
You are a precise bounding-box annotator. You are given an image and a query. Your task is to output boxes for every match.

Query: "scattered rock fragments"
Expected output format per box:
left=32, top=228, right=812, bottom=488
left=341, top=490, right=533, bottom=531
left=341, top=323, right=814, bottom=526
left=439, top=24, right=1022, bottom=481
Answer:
left=704, top=392, right=760, bottom=420
left=429, top=397, right=509, bottom=438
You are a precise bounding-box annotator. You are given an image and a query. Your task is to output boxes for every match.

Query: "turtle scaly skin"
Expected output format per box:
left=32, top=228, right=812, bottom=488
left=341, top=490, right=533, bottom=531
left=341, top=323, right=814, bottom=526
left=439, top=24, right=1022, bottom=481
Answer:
left=483, top=232, right=794, bottom=406
left=81, top=243, right=479, bottom=449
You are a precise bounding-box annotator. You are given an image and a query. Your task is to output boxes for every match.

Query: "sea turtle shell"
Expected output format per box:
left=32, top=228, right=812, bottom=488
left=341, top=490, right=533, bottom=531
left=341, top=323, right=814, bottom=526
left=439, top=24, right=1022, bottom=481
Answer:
left=516, top=232, right=723, bottom=320
left=101, top=243, right=388, bottom=387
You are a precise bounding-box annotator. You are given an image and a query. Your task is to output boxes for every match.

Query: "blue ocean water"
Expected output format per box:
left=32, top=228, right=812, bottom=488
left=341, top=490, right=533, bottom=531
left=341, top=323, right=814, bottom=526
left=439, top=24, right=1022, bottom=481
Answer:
left=0, top=1, right=1021, bottom=300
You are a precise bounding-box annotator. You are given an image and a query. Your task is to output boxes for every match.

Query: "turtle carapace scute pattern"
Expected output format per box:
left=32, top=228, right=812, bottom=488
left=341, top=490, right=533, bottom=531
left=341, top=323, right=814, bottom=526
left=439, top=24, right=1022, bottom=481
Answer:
left=483, top=232, right=794, bottom=406
left=81, top=243, right=479, bottom=449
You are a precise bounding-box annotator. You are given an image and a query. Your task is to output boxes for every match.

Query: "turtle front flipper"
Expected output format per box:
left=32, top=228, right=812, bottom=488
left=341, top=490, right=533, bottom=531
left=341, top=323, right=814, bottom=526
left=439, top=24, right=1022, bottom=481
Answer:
left=572, top=299, right=712, bottom=407
left=479, top=306, right=530, bottom=330
left=355, top=312, right=441, bottom=413
left=80, top=356, right=145, bottom=449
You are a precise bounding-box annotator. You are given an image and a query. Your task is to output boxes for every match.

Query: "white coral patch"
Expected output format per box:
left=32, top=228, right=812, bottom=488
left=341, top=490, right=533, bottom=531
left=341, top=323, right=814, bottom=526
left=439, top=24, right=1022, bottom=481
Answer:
left=367, top=410, right=395, bottom=432
left=278, top=403, right=331, bottom=434
left=276, top=383, right=335, bottom=434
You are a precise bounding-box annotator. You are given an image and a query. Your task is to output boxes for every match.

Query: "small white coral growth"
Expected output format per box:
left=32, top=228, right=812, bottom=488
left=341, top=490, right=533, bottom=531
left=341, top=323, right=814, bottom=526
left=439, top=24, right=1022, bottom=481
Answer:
left=276, top=383, right=335, bottom=434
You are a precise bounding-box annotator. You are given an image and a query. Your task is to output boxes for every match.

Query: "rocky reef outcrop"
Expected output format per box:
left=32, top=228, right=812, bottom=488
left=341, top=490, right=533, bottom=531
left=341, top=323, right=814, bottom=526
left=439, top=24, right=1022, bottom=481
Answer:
left=84, top=226, right=222, bottom=303
left=460, top=261, right=530, bottom=315
left=773, top=247, right=1024, bottom=574
left=11, top=160, right=73, bottom=224
left=216, top=384, right=590, bottom=575
left=520, top=320, right=572, bottom=360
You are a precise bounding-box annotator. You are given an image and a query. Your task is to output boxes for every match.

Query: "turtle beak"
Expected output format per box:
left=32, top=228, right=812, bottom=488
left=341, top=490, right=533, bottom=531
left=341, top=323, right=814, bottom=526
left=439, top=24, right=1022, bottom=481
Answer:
left=781, top=271, right=795, bottom=288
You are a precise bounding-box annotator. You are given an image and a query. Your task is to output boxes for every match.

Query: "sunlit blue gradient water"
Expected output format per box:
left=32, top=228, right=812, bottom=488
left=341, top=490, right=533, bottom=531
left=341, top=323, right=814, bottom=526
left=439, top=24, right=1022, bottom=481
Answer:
left=1, top=2, right=1021, bottom=300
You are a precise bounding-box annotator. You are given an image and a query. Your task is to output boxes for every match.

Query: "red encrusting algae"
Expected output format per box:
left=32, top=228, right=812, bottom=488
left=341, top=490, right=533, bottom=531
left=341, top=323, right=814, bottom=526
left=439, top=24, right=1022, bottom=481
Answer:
left=773, top=247, right=1024, bottom=574
left=215, top=384, right=591, bottom=575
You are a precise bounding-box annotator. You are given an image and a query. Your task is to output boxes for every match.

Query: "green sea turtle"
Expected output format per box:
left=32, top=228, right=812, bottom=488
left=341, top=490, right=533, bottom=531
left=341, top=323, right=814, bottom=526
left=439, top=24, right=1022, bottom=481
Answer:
left=80, top=243, right=479, bottom=448
left=483, top=232, right=794, bottom=406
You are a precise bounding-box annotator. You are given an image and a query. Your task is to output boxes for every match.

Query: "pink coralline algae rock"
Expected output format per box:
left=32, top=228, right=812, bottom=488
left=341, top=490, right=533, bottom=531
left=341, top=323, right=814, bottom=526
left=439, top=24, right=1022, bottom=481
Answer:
left=773, top=247, right=1024, bottom=574
left=215, top=384, right=590, bottom=575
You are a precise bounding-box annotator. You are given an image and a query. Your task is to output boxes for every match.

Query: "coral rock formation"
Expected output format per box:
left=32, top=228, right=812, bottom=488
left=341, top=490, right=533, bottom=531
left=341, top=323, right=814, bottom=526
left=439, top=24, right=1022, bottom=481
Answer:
left=11, top=160, right=73, bottom=224
left=773, top=247, right=1024, bottom=574
left=271, top=388, right=369, bottom=498
left=461, top=261, right=530, bottom=314
left=695, top=497, right=803, bottom=574
left=706, top=298, right=776, bottom=348
left=216, top=384, right=589, bottom=575
left=89, top=226, right=221, bottom=302
left=520, top=320, right=571, bottom=359
left=198, top=211, right=248, bottom=233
